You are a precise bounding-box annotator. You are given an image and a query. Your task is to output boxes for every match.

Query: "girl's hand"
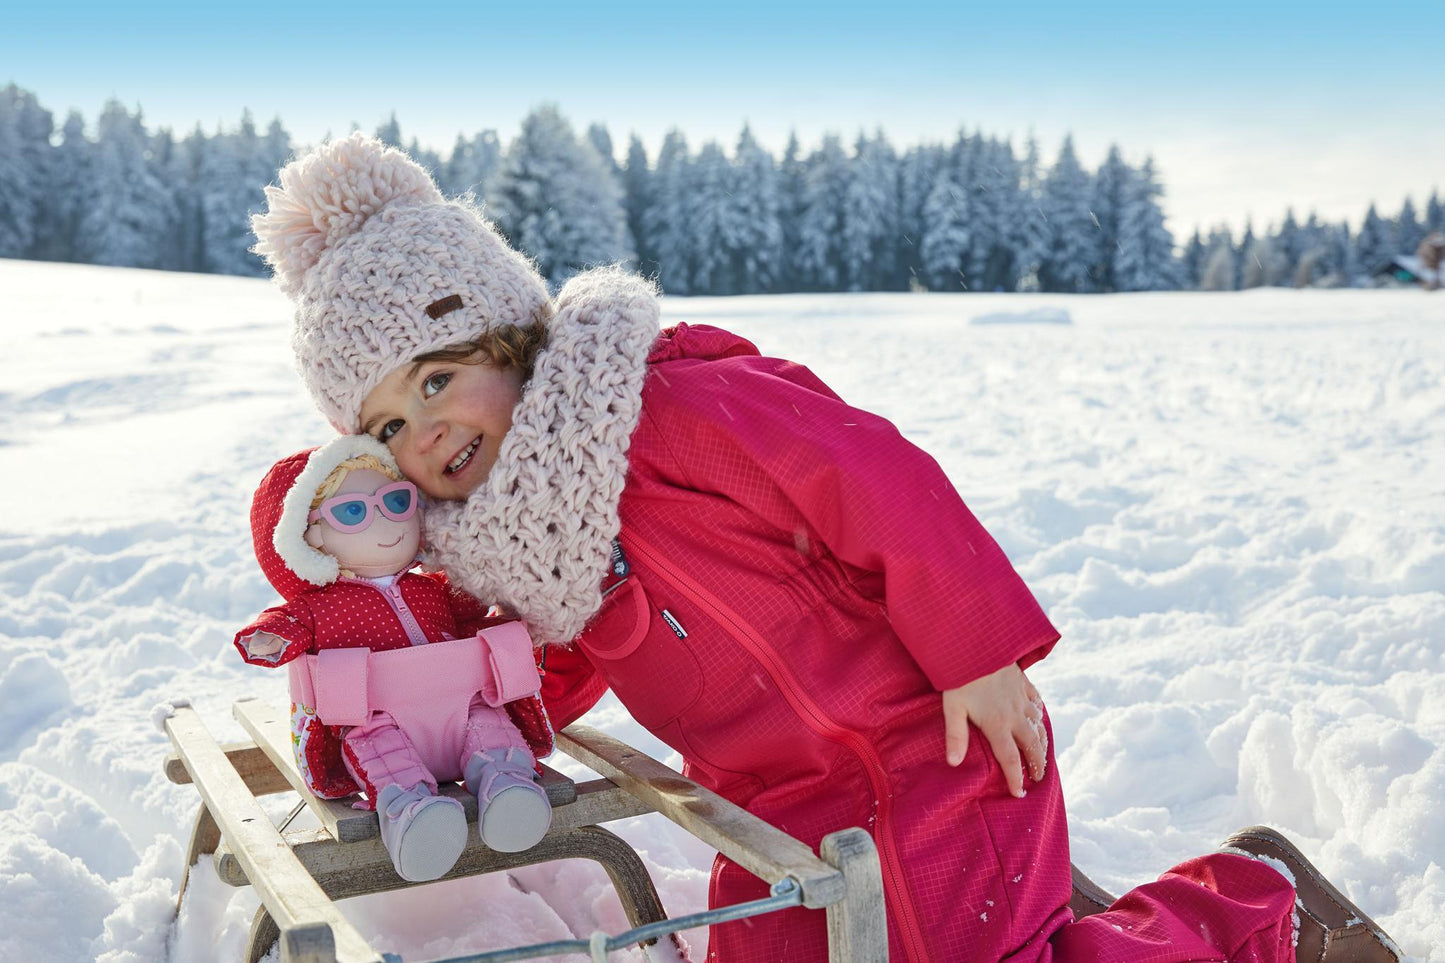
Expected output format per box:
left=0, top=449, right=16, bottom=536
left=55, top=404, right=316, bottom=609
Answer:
left=942, top=663, right=1047, bottom=798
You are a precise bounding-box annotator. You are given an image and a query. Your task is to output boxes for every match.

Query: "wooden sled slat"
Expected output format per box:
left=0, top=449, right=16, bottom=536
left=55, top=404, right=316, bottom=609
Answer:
left=164, top=704, right=383, bottom=963
left=167, top=700, right=887, bottom=962
left=556, top=724, right=847, bottom=909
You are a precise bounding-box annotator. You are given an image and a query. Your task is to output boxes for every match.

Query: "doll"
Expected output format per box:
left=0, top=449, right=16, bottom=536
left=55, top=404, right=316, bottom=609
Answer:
left=234, top=434, right=553, bottom=882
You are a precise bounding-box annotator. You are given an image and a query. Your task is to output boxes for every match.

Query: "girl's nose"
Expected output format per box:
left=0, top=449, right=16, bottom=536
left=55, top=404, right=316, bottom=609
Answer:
left=414, top=414, right=448, bottom=454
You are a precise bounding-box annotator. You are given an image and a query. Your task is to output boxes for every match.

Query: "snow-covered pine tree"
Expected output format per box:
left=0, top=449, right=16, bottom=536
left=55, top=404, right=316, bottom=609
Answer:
left=1011, top=134, right=1050, bottom=292
left=1200, top=236, right=1235, bottom=291
left=794, top=135, right=850, bottom=291
left=0, top=84, right=54, bottom=258
left=971, top=137, right=1022, bottom=291
left=1037, top=135, right=1096, bottom=292
left=1353, top=204, right=1391, bottom=279
left=1273, top=208, right=1301, bottom=285
left=622, top=135, right=655, bottom=281
left=1427, top=191, right=1444, bottom=234
left=442, top=133, right=473, bottom=196
left=1392, top=197, right=1425, bottom=256
left=262, top=118, right=291, bottom=180
left=643, top=129, right=694, bottom=294
left=77, top=100, right=175, bottom=268
left=490, top=104, right=633, bottom=288
left=199, top=110, right=269, bottom=276
left=1293, top=212, right=1330, bottom=286
left=898, top=143, right=944, bottom=291
left=1241, top=233, right=1286, bottom=288
left=1337, top=223, right=1358, bottom=285
left=375, top=113, right=402, bottom=148
left=728, top=125, right=784, bottom=294
left=40, top=109, right=89, bottom=263
left=169, top=124, right=208, bottom=272
left=443, top=130, right=502, bottom=200
left=586, top=123, right=619, bottom=177
left=405, top=138, right=443, bottom=180
left=689, top=140, right=733, bottom=295
left=1089, top=144, right=1129, bottom=291
left=1114, top=157, right=1178, bottom=291
left=841, top=131, right=900, bottom=291
left=1180, top=229, right=1206, bottom=289
left=1233, top=221, right=1255, bottom=290
left=148, top=126, right=187, bottom=271
left=920, top=174, right=970, bottom=290
left=776, top=132, right=807, bottom=292
left=947, top=131, right=986, bottom=289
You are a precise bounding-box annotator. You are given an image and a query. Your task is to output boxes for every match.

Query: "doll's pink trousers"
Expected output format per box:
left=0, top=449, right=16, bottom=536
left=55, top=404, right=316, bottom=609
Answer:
left=288, top=627, right=538, bottom=798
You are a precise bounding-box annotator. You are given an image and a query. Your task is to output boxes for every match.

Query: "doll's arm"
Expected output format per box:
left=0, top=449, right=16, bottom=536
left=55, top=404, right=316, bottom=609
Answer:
left=234, top=603, right=315, bottom=667
left=240, top=630, right=287, bottom=660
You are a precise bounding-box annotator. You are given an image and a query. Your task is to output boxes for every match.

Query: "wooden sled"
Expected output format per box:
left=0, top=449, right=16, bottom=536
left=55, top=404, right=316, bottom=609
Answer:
left=162, top=698, right=886, bottom=962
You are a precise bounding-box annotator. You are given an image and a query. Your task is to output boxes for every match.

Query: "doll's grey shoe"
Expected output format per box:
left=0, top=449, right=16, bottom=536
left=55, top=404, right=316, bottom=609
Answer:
left=465, top=748, right=552, bottom=853
left=1220, top=826, right=1402, bottom=963
left=376, top=783, right=468, bottom=882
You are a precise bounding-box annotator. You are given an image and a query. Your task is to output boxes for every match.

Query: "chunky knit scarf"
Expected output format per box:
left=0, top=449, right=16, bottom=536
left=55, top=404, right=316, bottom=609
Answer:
left=423, top=267, right=660, bottom=643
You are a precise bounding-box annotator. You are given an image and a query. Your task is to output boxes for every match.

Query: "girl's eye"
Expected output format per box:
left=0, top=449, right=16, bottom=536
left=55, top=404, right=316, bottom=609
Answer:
left=378, top=419, right=404, bottom=443
left=423, top=372, right=451, bottom=397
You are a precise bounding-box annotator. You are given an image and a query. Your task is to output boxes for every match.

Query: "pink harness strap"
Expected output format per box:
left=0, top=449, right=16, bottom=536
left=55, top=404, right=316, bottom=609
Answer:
left=286, top=626, right=540, bottom=782
left=476, top=621, right=543, bottom=706
left=312, top=648, right=370, bottom=726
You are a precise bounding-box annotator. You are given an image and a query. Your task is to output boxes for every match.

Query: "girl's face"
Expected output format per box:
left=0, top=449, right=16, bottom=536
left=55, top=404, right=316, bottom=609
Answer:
left=358, top=356, right=525, bottom=502
left=304, top=468, right=421, bottom=576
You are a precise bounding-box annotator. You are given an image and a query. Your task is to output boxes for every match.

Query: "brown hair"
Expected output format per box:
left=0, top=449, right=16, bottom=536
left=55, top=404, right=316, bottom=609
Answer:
left=411, top=305, right=551, bottom=379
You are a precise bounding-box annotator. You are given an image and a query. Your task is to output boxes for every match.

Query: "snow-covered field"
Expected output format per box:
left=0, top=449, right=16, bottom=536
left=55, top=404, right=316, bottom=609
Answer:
left=1, top=259, right=1441, bottom=962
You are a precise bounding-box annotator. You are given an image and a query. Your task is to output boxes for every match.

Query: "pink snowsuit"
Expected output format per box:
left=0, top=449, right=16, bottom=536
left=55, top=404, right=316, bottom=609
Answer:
left=540, top=324, right=1296, bottom=962
left=235, top=447, right=553, bottom=804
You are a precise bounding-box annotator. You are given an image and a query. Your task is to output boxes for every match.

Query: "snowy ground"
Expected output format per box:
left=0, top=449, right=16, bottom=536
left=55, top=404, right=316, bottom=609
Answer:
left=0, top=259, right=1441, bottom=962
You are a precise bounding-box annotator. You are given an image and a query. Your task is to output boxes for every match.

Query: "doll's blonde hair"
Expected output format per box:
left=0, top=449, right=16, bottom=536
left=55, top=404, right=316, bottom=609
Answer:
left=309, top=454, right=402, bottom=510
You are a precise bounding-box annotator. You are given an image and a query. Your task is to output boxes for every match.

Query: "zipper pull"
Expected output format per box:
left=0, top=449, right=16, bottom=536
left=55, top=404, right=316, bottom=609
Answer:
left=609, top=539, right=630, bottom=578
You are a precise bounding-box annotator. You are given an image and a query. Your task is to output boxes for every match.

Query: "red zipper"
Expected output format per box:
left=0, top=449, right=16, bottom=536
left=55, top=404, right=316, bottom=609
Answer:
left=624, top=531, right=931, bottom=963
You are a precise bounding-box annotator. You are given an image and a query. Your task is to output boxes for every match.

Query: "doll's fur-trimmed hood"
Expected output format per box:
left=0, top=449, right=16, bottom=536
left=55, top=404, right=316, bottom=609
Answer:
left=251, top=435, right=401, bottom=599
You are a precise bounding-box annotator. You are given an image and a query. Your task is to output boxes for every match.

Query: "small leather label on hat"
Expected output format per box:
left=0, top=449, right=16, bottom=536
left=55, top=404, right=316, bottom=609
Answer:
left=426, top=294, right=464, bottom=319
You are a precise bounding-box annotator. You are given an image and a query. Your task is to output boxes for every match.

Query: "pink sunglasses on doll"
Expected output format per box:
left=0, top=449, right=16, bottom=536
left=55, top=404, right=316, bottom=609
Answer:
left=308, top=481, right=419, bottom=533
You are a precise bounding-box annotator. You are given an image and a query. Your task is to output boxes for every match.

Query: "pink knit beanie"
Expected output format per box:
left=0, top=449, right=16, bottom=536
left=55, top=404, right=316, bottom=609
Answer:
left=251, top=133, right=551, bottom=433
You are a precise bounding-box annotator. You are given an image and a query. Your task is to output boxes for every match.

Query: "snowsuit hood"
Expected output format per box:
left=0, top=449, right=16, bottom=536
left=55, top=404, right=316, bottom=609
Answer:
left=643, top=321, right=762, bottom=367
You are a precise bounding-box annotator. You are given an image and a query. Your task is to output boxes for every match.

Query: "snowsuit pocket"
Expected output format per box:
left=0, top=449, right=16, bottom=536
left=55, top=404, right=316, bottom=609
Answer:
left=578, top=576, right=703, bottom=730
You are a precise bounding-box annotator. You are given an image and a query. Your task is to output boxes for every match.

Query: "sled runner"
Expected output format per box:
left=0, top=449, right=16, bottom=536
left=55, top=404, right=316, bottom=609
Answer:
left=161, top=698, right=886, bottom=963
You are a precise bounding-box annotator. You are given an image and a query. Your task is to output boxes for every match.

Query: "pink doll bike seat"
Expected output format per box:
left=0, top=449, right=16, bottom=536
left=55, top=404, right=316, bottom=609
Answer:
left=287, top=622, right=539, bottom=782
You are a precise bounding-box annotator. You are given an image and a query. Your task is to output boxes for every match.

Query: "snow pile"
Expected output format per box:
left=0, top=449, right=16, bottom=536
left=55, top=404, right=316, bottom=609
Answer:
left=970, top=306, right=1073, bottom=326
left=0, top=261, right=1441, bottom=961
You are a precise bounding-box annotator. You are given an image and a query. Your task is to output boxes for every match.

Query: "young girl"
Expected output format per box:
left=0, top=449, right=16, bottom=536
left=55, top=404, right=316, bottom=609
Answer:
left=251, top=134, right=1400, bottom=963
left=235, top=435, right=554, bottom=882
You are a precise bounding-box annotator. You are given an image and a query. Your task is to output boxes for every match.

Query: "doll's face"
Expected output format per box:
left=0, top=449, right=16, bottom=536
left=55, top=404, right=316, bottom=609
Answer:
left=304, top=468, right=422, bottom=578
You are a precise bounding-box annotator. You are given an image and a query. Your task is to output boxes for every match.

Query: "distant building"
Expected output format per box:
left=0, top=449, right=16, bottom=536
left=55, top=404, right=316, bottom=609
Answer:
left=1378, top=233, right=1444, bottom=289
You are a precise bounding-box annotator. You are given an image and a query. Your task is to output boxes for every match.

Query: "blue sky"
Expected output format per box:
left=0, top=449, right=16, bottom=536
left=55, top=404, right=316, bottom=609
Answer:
left=6, top=0, right=1442, bottom=236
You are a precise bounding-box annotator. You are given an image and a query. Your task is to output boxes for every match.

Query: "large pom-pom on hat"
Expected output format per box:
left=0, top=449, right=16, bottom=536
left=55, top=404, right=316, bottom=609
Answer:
left=251, top=133, right=553, bottom=434
left=251, top=133, right=444, bottom=298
